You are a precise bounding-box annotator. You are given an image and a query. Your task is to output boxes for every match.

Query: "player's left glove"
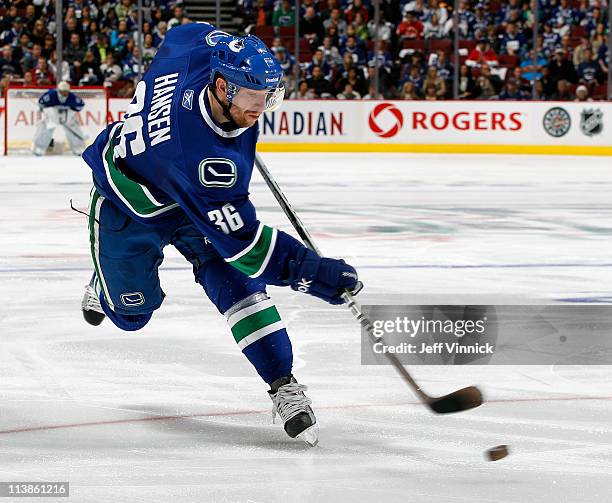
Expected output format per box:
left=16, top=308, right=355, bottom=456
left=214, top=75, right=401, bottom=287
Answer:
left=286, top=248, right=362, bottom=305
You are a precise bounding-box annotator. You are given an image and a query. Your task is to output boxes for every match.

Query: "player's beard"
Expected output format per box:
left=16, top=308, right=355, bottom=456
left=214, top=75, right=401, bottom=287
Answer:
left=230, top=105, right=261, bottom=128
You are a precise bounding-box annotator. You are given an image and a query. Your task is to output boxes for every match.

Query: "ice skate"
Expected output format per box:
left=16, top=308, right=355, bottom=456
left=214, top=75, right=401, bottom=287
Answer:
left=81, top=274, right=105, bottom=326
left=269, top=375, right=318, bottom=446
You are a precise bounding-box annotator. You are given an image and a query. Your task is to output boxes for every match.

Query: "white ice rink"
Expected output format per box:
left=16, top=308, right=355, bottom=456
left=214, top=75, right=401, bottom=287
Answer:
left=1, top=153, right=611, bottom=502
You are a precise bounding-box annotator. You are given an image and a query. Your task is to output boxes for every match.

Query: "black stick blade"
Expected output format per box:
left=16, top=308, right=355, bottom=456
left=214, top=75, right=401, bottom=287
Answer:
left=429, top=386, right=483, bottom=414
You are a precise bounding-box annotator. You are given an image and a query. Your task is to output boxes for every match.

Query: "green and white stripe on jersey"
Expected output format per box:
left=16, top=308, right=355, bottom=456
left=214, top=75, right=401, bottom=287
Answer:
left=102, top=123, right=179, bottom=218
left=227, top=297, right=285, bottom=350
left=225, top=223, right=277, bottom=278
left=88, top=188, right=115, bottom=311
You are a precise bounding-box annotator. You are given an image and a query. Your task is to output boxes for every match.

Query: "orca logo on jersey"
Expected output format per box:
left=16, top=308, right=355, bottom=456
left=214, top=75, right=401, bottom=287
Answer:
left=120, top=292, right=145, bottom=307
left=199, top=158, right=237, bottom=188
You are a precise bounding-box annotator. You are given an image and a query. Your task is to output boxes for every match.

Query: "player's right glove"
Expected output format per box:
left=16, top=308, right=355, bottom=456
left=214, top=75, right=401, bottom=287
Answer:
left=286, top=248, right=362, bottom=305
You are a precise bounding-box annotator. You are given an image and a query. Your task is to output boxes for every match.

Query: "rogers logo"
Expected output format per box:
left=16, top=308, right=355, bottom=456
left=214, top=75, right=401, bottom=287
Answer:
left=368, top=103, right=404, bottom=138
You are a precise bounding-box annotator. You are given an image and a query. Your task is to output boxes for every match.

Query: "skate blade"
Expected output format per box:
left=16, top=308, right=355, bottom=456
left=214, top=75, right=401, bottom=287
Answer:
left=296, top=424, right=319, bottom=447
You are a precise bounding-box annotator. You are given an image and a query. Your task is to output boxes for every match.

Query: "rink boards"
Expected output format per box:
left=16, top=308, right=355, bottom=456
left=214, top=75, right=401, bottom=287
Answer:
left=2, top=98, right=612, bottom=156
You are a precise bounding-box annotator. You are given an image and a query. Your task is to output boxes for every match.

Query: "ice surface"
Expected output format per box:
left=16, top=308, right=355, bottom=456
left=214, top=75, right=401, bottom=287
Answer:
left=0, top=153, right=610, bottom=502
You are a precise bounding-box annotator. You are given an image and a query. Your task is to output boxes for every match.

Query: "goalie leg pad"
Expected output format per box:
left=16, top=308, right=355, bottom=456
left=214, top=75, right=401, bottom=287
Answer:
left=32, top=121, right=55, bottom=155
left=64, top=123, right=86, bottom=155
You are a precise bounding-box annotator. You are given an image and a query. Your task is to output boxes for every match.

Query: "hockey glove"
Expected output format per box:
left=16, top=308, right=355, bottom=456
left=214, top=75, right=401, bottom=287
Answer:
left=287, top=248, right=362, bottom=305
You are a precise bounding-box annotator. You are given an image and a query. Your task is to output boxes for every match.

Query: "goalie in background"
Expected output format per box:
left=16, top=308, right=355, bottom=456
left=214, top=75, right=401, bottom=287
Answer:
left=32, top=81, right=86, bottom=156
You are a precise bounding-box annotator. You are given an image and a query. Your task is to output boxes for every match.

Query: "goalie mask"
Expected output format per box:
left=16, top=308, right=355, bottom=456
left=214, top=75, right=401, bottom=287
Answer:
left=57, top=81, right=70, bottom=103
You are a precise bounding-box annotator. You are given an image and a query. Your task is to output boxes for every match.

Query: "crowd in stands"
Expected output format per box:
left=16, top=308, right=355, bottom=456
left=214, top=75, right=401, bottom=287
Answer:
left=238, top=0, right=612, bottom=101
left=0, top=0, right=609, bottom=101
left=0, top=0, right=185, bottom=97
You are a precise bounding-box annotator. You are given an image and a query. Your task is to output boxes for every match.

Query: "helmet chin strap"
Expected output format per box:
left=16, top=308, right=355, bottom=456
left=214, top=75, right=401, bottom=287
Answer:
left=210, top=84, right=240, bottom=131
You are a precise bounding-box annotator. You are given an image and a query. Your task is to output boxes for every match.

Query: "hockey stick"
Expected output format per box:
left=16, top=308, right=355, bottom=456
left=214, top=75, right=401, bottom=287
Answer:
left=254, top=153, right=483, bottom=414
left=63, top=122, right=86, bottom=142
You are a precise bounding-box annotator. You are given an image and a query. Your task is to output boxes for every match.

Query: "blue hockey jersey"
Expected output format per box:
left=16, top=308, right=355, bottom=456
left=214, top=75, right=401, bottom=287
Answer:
left=83, top=23, right=300, bottom=285
left=39, top=89, right=85, bottom=112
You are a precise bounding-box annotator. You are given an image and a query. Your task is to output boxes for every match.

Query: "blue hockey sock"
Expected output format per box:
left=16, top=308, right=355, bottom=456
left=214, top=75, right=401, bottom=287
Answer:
left=225, top=293, right=293, bottom=385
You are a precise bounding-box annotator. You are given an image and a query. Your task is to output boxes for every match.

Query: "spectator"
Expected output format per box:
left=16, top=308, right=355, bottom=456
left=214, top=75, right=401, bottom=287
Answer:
left=577, top=48, right=600, bottom=85
left=406, top=65, right=424, bottom=90
left=30, top=19, right=48, bottom=47
left=1, top=17, right=25, bottom=47
left=273, top=0, right=296, bottom=28
left=115, top=0, right=136, bottom=20
left=319, top=35, right=342, bottom=66
left=532, top=80, right=548, bottom=100
left=572, top=37, right=591, bottom=67
left=22, top=43, right=42, bottom=73
left=542, top=22, right=561, bottom=56
left=422, top=65, right=446, bottom=98
left=548, top=48, right=577, bottom=84
left=0, top=45, right=21, bottom=76
left=336, top=66, right=367, bottom=96
left=153, top=22, right=168, bottom=48
left=423, top=83, right=439, bottom=100
left=306, top=65, right=333, bottom=97
left=341, top=35, right=366, bottom=64
left=49, top=50, right=70, bottom=83
left=499, top=22, right=527, bottom=55
left=499, top=78, right=526, bottom=100
left=323, top=9, right=347, bottom=37
left=337, top=82, right=360, bottom=99
left=551, top=79, right=575, bottom=100
left=307, top=49, right=331, bottom=78
left=400, top=80, right=420, bottom=99
left=575, top=84, right=593, bottom=101
left=100, top=53, right=122, bottom=84
left=111, top=19, right=131, bottom=52
left=458, top=64, right=478, bottom=99
left=275, top=47, right=296, bottom=90
left=434, top=50, right=453, bottom=83
left=423, top=14, right=445, bottom=39
left=65, top=33, right=85, bottom=66
left=397, top=12, right=424, bottom=40
left=301, top=7, right=324, bottom=48
left=353, top=12, right=369, bottom=41
left=476, top=63, right=502, bottom=98
left=168, top=6, right=185, bottom=30
left=78, top=50, right=103, bottom=85
left=520, top=50, right=547, bottom=82
left=467, top=39, right=498, bottom=67
left=367, top=13, right=393, bottom=42
left=289, top=80, right=316, bottom=99
left=345, top=0, right=369, bottom=25
left=42, top=34, right=56, bottom=59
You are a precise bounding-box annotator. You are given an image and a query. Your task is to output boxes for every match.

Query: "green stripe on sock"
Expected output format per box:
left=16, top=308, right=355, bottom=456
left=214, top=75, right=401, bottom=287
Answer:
left=231, top=305, right=282, bottom=343
left=227, top=225, right=273, bottom=276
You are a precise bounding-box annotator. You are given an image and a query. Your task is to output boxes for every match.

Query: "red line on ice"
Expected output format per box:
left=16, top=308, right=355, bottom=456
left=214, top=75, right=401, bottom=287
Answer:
left=0, top=395, right=610, bottom=435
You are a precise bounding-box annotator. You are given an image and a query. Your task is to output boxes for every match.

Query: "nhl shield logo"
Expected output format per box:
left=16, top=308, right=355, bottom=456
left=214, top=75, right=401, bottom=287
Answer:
left=580, top=108, right=603, bottom=136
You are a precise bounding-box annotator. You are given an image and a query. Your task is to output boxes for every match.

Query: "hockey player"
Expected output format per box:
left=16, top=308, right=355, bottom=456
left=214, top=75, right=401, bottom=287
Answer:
left=33, top=81, right=86, bottom=156
left=80, top=23, right=361, bottom=446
